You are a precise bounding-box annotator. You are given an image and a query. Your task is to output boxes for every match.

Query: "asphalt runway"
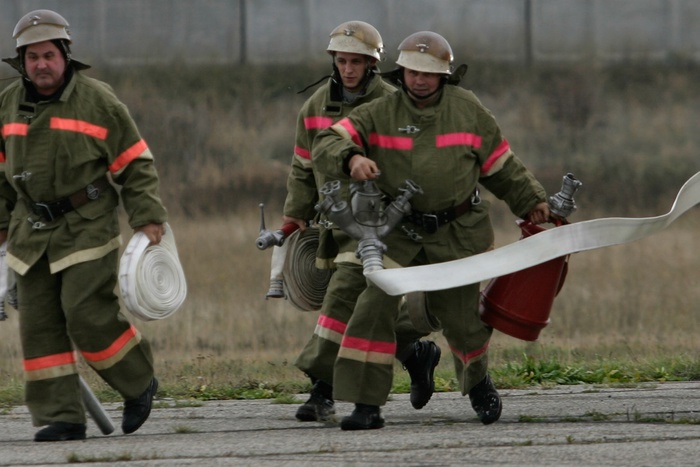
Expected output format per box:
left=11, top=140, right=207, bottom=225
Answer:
left=1, top=381, right=699, bottom=466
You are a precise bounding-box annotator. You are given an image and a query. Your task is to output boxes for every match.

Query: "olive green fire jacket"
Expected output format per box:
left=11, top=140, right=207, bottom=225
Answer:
left=284, top=73, right=397, bottom=221
left=312, top=84, right=547, bottom=265
left=283, top=73, right=396, bottom=267
left=0, top=69, right=167, bottom=275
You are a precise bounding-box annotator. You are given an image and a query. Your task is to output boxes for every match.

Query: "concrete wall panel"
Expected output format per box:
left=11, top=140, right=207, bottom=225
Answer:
left=673, top=0, right=700, bottom=60
left=2, top=0, right=700, bottom=66
left=593, top=0, right=670, bottom=60
left=386, top=0, right=525, bottom=62
left=532, top=0, right=592, bottom=62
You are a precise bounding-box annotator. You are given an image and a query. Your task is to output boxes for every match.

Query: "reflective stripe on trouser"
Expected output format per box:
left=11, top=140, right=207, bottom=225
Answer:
left=333, top=279, right=401, bottom=406
left=18, top=251, right=154, bottom=426
left=333, top=278, right=491, bottom=405
left=294, top=261, right=429, bottom=387
left=426, top=281, right=491, bottom=395
left=295, top=262, right=366, bottom=385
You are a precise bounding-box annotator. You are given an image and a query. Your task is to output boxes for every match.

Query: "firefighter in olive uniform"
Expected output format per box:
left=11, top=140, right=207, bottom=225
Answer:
left=311, top=31, right=551, bottom=430
left=272, top=21, right=441, bottom=422
left=0, top=10, right=165, bottom=441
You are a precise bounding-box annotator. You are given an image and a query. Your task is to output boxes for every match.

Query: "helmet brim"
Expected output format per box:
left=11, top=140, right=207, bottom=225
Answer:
left=16, top=23, right=71, bottom=49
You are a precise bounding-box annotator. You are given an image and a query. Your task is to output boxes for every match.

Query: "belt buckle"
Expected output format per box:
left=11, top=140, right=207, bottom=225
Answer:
left=33, top=203, right=55, bottom=222
left=422, top=213, right=438, bottom=234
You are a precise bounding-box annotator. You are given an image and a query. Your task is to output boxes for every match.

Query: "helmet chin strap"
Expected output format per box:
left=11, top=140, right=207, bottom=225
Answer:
left=405, top=82, right=444, bottom=103
left=396, top=68, right=448, bottom=103
left=333, top=60, right=376, bottom=92
left=56, top=39, right=72, bottom=63
left=354, top=66, right=375, bottom=91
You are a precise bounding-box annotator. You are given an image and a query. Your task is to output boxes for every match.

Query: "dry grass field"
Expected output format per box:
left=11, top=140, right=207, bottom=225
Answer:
left=0, top=208, right=697, bottom=398
left=0, top=63, right=699, bottom=399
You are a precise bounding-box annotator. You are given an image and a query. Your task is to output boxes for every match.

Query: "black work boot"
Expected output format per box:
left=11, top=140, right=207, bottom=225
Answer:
left=340, top=403, right=384, bottom=431
left=468, top=373, right=502, bottom=425
left=122, top=377, right=159, bottom=434
left=402, top=340, right=441, bottom=409
left=295, top=379, right=335, bottom=422
left=34, top=422, right=87, bottom=442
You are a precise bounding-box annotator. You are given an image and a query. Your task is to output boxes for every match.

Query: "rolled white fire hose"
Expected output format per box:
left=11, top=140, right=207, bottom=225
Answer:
left=282, top=227, right=333, bottom=312
left=367, top=170, right=700, bottom=296
left=119, top=222, right=187, bottom=320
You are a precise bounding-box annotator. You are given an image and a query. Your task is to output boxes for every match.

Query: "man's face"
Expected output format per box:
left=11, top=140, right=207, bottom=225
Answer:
left=24, top=41, right=67, bottom=96
left=403, top=68, right=442, bottom=104
left=334, top=51, right=373, bottom=92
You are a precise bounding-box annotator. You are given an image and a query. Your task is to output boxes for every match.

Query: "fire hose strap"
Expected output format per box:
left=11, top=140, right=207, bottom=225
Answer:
left=367, top=170, right=700, bottom=296
left=118, top=222, right=187, bottom=321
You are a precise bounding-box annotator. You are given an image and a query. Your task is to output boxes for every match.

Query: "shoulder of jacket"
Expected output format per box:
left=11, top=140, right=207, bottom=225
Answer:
left=299, top=82, right=332, bottom=114
left=306, top=81, right=333, bottom=104
left=72, top=73, right=121, bottom=102
left=78, top=74, right=113, bottom=92
left=445, top=85, right=482, bottom=105
left=376, top=75, right=397, bottom=92
left=352, top=91, right=396, bottom=115
left=0, top=79, right=22, bottom=99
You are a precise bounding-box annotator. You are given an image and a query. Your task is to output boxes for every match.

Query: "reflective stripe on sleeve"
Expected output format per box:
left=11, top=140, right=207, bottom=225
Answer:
left=109, top=139, right=150, bottom=173
left=332, top=118, right=363, bottom=146
left=481, top=139, right=512, bottom=176
left=294, top=145, right=311, bottom=160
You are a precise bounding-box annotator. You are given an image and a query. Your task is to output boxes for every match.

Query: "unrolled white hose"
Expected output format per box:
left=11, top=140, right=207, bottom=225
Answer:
left=119, top=222, right=187, bottom=320
left=367, top=170, right=700, bottom=296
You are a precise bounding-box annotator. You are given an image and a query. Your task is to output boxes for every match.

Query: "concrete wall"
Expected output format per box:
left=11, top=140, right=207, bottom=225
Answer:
left=1, top=0, right=699, bottom=66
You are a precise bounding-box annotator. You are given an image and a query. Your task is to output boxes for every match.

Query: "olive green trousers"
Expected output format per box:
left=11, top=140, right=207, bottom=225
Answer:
left=17, top=251, right=154, bottom=426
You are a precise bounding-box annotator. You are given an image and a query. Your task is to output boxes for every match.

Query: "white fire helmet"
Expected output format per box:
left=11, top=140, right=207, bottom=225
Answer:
left=327, top=20, right=383, bottom=60
left=13, top=9, right=71, bottom=49
left=396, top=31, right=453, bottom=74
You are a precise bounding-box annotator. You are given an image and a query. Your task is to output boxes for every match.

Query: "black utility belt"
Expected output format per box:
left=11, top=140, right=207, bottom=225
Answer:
left=404, top=191, right=479, bottom=234
left=31, top=176, right=110, bottom=222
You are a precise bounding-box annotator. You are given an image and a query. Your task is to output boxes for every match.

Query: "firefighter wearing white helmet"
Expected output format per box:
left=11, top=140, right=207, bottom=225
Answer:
left=0, top=10, right=167, bottom=441
left=272, top=19, right=393, bottom=289
left=267, top=20, right=441, bottom=425
left=310, top=31, right=551, bottom=429
left=9, top=9, right=79, bottom=78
